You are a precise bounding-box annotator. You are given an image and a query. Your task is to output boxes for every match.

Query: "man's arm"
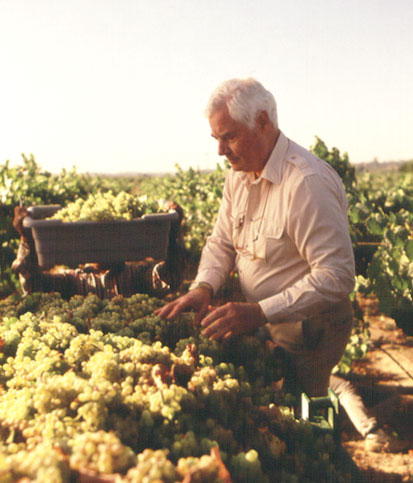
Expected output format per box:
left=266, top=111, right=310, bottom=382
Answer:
left=190, top=173, right=237, bottom=294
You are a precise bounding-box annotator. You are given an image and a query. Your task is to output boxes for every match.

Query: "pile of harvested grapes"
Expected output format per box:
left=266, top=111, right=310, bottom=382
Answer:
left=0, top=292, right=354, bottom=482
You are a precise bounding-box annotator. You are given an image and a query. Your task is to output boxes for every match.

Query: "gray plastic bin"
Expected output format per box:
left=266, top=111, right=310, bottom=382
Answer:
left=23, top=205, right=179, bottom=269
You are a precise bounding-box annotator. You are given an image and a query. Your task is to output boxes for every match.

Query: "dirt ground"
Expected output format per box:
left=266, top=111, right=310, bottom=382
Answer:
left=338, top=296, right=413, bottom=482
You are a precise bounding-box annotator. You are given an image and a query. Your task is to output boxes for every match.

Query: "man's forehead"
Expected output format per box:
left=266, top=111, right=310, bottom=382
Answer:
left=209, top=106, right=241, bottom=135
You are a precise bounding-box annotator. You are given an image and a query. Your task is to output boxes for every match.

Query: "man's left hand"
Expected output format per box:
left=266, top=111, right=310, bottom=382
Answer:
left=200, top=302, right=267, bottom=340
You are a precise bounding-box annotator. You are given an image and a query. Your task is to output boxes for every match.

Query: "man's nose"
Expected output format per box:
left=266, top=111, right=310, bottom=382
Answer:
left=218, top=139, right=229, bottom=156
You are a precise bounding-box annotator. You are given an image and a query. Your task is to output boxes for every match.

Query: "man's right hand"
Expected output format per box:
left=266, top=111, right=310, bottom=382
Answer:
left=154, top=286, right=212, bottom=325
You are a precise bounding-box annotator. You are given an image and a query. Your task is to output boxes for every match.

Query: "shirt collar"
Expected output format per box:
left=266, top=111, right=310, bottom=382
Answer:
left=260, top=131, right=289, bottom=185
left=237, top=131, right=289, bottom=188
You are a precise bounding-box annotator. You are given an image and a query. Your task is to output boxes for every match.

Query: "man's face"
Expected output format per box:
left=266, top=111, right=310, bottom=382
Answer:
left=209, top=105, right=268, bottom=175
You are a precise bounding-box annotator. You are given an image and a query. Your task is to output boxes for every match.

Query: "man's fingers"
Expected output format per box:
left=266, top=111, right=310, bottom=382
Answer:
left=222, top=331, right=234, bottom=340
left=157, top=305, right=181, bottom=320
left=155, top=287, right=212, bottom=326
left=203, top=322, right=230, bottom=340
left=200, top=306, right=232, bottom=339
left=155, top=297, right=194, bottom=320
left=200, top=305, right=226, bottom=327
left=154, top=302, right=179, bottom=319
left=194, top=303, right=210, bottom=325
left=201, top=312, right=232, bottom=340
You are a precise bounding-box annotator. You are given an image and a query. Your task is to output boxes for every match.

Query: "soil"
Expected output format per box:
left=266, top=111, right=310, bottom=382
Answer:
left=338, top=295, right=413, bottom=482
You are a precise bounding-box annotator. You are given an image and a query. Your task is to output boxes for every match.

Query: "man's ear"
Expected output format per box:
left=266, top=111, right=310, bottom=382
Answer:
left=256, top=110, right=270, bottom=130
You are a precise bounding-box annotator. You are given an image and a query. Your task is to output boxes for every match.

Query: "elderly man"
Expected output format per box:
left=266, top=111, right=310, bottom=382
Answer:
left=156, top=78, right=355, bottom=398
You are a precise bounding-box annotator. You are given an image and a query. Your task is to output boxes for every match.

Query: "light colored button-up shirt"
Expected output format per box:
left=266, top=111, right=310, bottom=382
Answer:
left=193, top=131, right=355, bottom=324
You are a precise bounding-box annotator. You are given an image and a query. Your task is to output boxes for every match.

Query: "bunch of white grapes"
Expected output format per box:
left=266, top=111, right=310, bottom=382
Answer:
left=69, top=430, right=136, bottom=474
left=50, top=191, right=162, bottom=222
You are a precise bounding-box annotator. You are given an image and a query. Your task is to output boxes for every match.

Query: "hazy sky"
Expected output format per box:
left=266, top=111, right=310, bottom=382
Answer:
left=1, top=0, right=412, bottom=174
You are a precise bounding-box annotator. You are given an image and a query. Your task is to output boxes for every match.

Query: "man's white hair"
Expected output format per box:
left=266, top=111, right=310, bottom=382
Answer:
left=205, top=77, right=278, bottom=129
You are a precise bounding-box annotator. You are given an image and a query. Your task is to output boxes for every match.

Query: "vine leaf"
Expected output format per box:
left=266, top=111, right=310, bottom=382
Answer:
left=405, top=239, right=413, bottom=261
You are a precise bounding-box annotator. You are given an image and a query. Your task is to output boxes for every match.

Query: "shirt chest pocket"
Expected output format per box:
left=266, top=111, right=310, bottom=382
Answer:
left=262, top=224, right=283, bottom=240
left=255, top=222, right=286, bottom=262
left=233, top=213, right=286, bottom=262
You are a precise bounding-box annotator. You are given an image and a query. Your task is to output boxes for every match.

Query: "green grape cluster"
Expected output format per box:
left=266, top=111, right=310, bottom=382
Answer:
left=229, top=449, right=269, bottom=483
left=175, top=452, right=222, bottom=482
left=49, top=191, right=162, bottom=222
left=120, top=448, right=178, bottom=482
left=69, top=430, right=136, bottom=475
left=1, top=441, right=70, bottom=483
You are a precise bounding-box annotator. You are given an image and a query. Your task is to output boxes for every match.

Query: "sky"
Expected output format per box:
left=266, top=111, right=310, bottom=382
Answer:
left=0, top=0, right=412, bottom=174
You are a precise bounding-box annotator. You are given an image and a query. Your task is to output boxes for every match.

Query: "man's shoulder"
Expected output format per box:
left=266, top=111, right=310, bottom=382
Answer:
left=280, top=139, right=346, bottom=205
left=284, top=139, right=321, bottom=178
left=284, top=139, right=339, bottom=185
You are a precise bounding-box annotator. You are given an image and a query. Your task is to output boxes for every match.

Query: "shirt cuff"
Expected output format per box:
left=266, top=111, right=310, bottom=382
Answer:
left=258, top=293, right=304, bottom=325
left=192, top=269, right=225, bottom=296
left=189, top=281, right=214, bottom=296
